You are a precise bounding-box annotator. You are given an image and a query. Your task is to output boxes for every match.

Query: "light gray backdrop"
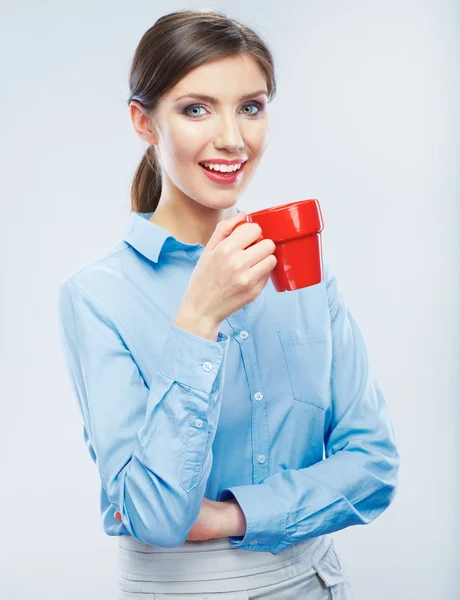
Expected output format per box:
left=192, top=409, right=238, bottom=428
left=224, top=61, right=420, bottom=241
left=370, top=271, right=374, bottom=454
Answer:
left=1, top=1, right=458, bottom=598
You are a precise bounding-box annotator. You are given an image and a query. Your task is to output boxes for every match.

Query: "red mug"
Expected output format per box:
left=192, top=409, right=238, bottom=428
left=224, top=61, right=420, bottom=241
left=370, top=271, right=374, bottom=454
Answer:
left=233, top=199, right=324, bottom=292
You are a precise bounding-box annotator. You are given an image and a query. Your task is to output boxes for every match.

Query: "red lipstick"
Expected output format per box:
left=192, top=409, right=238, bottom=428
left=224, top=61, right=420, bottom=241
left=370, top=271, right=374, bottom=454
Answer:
left=199, top=159, right=247, bottom=184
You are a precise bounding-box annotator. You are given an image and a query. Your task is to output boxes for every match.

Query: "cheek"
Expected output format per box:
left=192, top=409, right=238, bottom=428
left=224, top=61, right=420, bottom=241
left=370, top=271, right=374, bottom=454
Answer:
left=242, top=120, right=269, bottom=153
left=163, top=126, right=203, bottom=170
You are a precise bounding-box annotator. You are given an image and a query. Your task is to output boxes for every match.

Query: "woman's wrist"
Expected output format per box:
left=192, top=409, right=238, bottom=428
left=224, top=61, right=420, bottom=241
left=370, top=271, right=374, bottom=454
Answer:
left=218, top=497, right=247, bottom=538
left=174, top=304, right=219, bottom=342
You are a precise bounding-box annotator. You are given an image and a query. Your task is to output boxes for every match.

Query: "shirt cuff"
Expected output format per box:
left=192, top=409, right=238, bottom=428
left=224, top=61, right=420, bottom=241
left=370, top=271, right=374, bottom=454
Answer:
left=219, top=484, right=288, bottom=552
left=158, top=321, right=230, bottom=393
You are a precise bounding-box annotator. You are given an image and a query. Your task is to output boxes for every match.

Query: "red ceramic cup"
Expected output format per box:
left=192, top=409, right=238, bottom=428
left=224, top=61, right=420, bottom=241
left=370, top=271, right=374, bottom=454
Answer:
left=234, top=199, right=324, bottom=292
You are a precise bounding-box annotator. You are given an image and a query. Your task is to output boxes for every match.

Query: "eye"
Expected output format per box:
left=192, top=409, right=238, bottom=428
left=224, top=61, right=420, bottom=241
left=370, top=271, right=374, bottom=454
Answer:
left=182, top=101, right=265, bottom=119
left=241, top=101, right=264, bottom=116
left=184, top=105, right=207, bottom=118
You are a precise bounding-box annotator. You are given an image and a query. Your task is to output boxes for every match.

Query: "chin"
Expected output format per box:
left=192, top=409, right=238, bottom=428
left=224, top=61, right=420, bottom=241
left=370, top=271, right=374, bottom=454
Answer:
left=193, top=194, right=241, bottom=211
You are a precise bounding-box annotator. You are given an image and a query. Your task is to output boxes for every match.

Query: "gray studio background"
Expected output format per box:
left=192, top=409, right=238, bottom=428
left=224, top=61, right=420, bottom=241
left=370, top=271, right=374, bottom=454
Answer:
left=1, top=1, right=459, bottom=598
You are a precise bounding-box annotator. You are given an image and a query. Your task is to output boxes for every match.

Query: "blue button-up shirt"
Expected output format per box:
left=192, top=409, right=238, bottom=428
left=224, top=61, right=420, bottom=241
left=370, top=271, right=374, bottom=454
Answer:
left=57, top=209, right=400, bottom=554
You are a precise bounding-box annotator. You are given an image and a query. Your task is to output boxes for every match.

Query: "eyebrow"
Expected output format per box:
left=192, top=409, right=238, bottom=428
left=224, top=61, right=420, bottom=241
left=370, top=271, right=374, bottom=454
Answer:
left=174, top=90, right=268, bottom=103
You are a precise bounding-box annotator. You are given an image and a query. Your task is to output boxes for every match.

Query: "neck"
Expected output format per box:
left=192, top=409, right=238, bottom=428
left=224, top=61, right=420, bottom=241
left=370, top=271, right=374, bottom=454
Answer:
left=149, top=188, right=238, bottom=247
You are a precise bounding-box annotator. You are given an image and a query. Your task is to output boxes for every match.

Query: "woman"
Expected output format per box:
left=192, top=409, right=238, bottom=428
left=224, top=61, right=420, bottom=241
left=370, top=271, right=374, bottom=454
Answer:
left=57, top=8, right=399, bottom=599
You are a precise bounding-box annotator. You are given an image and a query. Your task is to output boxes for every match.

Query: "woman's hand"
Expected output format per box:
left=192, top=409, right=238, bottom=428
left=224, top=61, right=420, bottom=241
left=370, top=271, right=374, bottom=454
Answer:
left=175, top=212, right=277, bottom=331
left=184, top=497, right=227, bottom=541
left=114, top=496, right=246, bottom=541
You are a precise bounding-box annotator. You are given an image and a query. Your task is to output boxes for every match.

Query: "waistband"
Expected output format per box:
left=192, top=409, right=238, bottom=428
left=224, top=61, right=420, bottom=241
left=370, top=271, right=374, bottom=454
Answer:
left=117, top=533, right=332, bottom=595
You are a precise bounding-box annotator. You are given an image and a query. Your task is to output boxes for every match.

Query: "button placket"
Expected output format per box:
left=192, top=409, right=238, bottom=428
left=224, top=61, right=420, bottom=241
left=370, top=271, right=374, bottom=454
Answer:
left=227, top=313, right=270, bottom=483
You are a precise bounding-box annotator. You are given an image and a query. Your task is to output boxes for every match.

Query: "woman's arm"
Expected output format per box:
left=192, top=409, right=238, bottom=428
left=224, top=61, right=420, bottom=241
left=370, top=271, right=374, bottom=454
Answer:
left=217, top=263, right=400, bottom=553
left=114, top=496, right=246, bottom=540
left=58, top=278, right=230, bottom=547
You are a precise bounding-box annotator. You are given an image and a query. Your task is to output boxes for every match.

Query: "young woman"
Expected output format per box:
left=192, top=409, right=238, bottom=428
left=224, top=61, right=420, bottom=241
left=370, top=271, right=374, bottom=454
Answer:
left=57, top=8, right=399, bottom=599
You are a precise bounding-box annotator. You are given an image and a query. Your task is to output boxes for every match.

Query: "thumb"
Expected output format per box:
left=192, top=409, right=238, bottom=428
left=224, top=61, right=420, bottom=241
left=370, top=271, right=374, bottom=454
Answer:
left=205, top=211, right=247, bottom=253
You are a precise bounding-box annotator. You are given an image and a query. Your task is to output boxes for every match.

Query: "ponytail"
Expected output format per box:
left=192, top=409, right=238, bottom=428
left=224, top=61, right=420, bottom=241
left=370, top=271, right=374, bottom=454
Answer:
left=130, top=144, right=162, bottom=213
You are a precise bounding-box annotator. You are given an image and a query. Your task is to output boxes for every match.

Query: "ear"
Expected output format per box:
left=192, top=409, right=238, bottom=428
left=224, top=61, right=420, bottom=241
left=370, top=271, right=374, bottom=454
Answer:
left=129, top=100, right=158, bottom=145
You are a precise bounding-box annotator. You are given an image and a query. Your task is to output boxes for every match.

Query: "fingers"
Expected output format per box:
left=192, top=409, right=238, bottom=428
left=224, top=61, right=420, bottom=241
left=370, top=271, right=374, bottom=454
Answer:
left=248, top=253, right=277, bottom=285
left=205, top=211, right=247, bottom=252
left=240, top=237, right=276, bottom=268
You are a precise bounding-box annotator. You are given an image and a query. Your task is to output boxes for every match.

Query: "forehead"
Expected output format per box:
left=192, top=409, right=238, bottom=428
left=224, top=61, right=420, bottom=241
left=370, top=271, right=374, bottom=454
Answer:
left=164, top=54, right=267, bottom=102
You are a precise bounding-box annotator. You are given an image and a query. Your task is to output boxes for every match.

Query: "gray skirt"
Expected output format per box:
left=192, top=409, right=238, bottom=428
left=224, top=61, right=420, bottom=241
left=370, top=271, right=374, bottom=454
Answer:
left=116, top=532, right=355, bottom=599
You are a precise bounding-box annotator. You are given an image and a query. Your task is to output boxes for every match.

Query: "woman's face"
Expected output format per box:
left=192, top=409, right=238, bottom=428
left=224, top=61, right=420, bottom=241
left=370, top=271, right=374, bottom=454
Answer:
left=133, top=53, right=270, bottom=212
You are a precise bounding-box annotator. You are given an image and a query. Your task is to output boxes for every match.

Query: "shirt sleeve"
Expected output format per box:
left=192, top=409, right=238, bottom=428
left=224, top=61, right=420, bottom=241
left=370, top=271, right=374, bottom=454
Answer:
left=57, top=278, right=230, bottom=548
left=219, top=262, right=400, bottom=554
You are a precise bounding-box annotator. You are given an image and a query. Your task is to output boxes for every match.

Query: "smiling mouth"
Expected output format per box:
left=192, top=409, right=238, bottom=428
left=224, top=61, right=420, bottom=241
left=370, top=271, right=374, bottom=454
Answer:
left=198, top=161, right=247, bottom=174
left=197, top=160, right=248, bottom=184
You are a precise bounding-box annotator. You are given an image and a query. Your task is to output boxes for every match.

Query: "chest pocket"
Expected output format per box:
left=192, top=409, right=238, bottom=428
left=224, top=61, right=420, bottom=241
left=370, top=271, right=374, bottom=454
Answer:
left=277, top=326, right=332, bottom=410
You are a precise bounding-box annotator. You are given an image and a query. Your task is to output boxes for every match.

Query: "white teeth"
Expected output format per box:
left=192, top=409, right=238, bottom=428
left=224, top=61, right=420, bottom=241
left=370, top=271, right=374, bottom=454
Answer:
left=201, top=162, right=243, bottom=172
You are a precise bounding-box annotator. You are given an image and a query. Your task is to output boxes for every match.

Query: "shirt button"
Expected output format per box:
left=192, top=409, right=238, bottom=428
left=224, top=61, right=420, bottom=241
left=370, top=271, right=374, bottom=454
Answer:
left=202, top=361, right=213, bottom=372
left=194, top=418, right=204, bottom=429
left=250, top=539, right=258, bottom=545
left=257, top=454, right=266, bottom=464
left=254, top=392, right=263, bottom=401
left=239, top=330, right=249, bottom=339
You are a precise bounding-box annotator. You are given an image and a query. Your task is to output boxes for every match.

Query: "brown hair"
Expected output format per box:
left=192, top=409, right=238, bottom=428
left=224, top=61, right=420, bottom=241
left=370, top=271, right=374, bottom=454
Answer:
left=126, top=8, right=277, bottom=213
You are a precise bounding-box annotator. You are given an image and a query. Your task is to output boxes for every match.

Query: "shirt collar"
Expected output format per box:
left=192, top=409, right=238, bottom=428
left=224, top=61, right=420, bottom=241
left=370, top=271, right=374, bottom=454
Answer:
left=122, top=208, right=242, bottom=263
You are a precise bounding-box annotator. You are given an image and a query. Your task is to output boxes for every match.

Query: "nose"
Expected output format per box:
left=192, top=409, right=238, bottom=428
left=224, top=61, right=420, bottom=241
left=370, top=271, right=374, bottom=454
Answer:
left=214, top=113, right=244, bottom=152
